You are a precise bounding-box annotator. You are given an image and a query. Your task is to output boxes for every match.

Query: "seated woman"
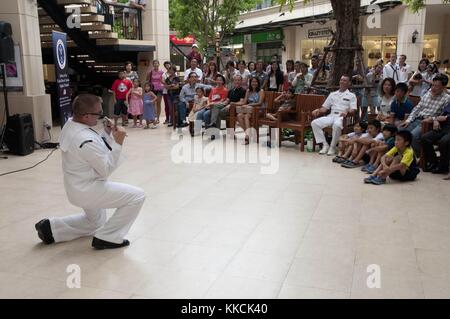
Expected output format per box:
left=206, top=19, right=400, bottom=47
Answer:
left=266, top=88, right=296, bottom=121
left=236, top=77, right=265, bottom=145
left=195, top=74, right=228, bottom=133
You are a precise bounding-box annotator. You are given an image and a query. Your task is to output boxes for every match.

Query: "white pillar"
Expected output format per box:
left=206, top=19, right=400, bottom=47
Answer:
left=138, top=0, right=170, bottom=79
left=282, top=26, right=296, bottom=65
left=441, top=14, right=450, bottom=61
left=0, top=0, right=51, bottom=142
left=396, top=5, right=426, bottom=71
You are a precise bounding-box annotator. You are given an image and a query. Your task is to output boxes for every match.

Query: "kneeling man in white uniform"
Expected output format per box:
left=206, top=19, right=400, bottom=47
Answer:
left=35, top=94, right=145, bottom=250
left=311, top=75, right=357, bottom=155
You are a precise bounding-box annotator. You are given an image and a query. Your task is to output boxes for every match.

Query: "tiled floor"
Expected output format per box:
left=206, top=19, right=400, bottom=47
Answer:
left=1, top=123, right=450, bottom=299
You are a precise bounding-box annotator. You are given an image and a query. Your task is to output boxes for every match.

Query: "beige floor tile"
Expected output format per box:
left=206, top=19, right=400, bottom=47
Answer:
left=223, top=250, right=294, bottom=283
left=284, top=257, right=354, bottom=292
left=1, top=124, right=450, bottom=298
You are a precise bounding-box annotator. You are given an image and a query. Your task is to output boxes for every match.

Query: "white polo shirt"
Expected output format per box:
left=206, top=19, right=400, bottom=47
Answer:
left=397, top=64, right=412, bottom=83
left=184, top=67, right=203, bottom=81
left=323, top=89, right=357, bottom=115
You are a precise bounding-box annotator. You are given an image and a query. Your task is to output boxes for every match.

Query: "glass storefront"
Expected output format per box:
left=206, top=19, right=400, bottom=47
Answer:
left=256, top=42, right=283, bottom=64
left=422, top=35, right=439, bottom=62
left=363, top=35, right=397, bottom=68
left=301, top=38, right=332, bottom=63
left=301, top=34, right=440, bottom=69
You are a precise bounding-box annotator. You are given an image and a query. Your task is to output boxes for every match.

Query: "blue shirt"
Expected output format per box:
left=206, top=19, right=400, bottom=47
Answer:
left=390, top=97, right=414, bottom=121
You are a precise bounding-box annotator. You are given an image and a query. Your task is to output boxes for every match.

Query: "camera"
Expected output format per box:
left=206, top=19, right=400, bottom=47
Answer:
left=413, top=73, right=422, bottom=80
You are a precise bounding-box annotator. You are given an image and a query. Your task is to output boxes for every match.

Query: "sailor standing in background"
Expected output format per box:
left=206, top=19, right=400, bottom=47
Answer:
left=35, top=94, right=145, bottom=249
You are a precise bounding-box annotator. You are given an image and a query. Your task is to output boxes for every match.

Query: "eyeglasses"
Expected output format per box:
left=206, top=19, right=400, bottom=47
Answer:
left=84, top=111, right=103, bottom=117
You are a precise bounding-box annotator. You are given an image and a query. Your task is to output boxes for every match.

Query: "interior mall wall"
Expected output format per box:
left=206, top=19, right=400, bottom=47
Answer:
left=137, top=0, right=170, bottom=81
left=0, top=0, right=51, bottom=143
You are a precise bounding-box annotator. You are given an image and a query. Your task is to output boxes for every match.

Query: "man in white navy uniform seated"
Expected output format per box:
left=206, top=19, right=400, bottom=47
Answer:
left=35, top=94, right=145, bottom=250
left=311, top=74, right=358, bottom=156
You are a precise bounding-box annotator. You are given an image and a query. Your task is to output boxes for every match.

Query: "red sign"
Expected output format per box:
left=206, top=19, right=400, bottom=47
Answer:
left=170, top=35, right=195, bottom=46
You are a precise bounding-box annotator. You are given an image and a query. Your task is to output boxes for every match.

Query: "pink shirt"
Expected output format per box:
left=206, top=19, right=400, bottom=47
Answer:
left=148, top=69, right=164, bottom=91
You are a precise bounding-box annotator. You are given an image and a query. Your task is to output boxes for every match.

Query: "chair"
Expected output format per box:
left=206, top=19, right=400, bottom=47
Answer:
left=278, top=94, right=326, bottom=151
left=255, top=91, right=280, bottom=143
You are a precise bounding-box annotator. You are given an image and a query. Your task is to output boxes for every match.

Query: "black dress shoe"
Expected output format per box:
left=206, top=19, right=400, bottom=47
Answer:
left=432, top=167, right=449, bottom=175
left=35, top=219, right=55, bottom=244
left=92, top=237, right=130, bottom=250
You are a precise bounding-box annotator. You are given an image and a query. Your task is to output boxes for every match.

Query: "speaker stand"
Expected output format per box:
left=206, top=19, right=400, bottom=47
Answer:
left=0, top=63, right=10, bottom=159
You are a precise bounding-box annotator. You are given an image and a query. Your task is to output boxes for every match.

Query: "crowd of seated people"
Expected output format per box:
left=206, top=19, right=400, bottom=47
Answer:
left=128, top=52, right=450, bottom=182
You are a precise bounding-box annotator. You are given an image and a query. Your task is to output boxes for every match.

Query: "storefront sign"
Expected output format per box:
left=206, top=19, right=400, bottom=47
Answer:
left=308, top=28, right=333, bottom=39
left=170, top=34, right=196, bottom=46
left=52, top=31, right=71, bottom=127
left=252, top=30, right=283, bottom=43
left=230, top=30, right=283, bottom=45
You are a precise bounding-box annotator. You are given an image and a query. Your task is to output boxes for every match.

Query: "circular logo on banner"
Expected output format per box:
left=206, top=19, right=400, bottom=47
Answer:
left=56, top=39, right=66, bottom=70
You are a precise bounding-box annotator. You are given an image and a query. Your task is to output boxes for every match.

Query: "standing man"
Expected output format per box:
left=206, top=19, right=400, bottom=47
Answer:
left=187, top=44, right=203, bottom=65
left=35, top=94, right=146, bottom=249
left=311, top=75, right=358, bottom=156
left=383, top=54, right=399, bottom=82
left=184, top=58, right=203, bottom=83
left=400, top=74, right=450, bottom=155
left=397, top=54, right=413, bottom=84
left=308, top=55, right=320, bottom=76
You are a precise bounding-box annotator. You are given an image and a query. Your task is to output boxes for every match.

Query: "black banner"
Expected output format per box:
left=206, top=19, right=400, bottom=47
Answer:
left=52, top=31, right=71, bottom=127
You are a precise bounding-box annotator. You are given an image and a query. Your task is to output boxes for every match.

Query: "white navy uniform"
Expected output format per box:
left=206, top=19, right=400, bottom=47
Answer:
left=311, top=89, right=357, bottom=148
left=50, top=119, right=145, bottom=244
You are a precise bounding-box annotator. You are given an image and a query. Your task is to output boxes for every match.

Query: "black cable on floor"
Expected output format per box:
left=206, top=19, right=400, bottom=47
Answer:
left=0, top=147, right=59, bottom=177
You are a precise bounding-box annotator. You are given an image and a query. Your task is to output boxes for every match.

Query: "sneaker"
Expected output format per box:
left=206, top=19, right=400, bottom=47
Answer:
left=168, top=123, right=173, bottom=127
left=151, top=124, right=157, bottom=129
left=342, top=161, right=363, bottom=169
left=366, top=164, right=377, bottom=174
left=371, top=176, right=386, bottom=185
left=361, top=164, right=370, bottom=172
left=319, top=145, right=330, bottom=155
left=327, top=147, right=337, bottom=156
left=364, top=175, right=376, bottom=184
left=336, top=157, right=347, bottom=164
left=332, top=156, right=343, bottom=163
left=340, top=159, right=353, bottom=166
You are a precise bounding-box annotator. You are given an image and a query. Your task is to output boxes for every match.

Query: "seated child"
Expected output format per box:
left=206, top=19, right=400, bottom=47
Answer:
left=266, top=88, right=296, bottom=121
left=361, top=124, right=397, bottom=174
left=341, top=119, right=383, bottom=168
left=333, top=121, right=368, bottom=163
left=188, top=87, right=209, bottom=135
left=364, top=130, right=420, bottom=185
left=390, top=83, right=413, bottom=127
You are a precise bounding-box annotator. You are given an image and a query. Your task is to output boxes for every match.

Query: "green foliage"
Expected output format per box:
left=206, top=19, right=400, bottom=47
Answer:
left=169, top=0, right=262, bottom=53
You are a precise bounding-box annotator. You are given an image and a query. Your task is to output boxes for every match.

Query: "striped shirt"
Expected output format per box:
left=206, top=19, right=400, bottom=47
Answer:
left=407, top=90, right=450, bottom=122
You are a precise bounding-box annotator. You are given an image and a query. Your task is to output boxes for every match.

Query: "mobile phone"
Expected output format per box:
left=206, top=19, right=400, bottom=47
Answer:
left=103, top=116, right=114, bottom=128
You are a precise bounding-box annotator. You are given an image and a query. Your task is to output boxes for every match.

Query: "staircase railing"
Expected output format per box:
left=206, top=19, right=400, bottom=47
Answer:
left=96, top=0, right=143, bottom=40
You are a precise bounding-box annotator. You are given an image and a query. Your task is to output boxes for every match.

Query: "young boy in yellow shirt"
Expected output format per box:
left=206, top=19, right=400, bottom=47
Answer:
left=364, top=130, right=420, bottom=185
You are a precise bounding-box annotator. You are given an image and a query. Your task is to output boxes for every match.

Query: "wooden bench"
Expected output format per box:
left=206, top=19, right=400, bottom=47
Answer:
left=278, top=94, right=326, bottom=151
